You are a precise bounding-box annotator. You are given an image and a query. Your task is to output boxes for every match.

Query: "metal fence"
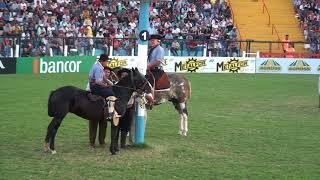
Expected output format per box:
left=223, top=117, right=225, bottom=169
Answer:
left=0, top=36, right=318, bottom=58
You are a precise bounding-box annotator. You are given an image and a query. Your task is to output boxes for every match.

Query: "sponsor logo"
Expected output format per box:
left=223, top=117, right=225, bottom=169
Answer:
left=106, top=58, right=128, bottom=69
left=216, top=58, right=248, bottom=73
left=288, top=60, right=311, bottom=71
left=174, top=58, right=206, bottom=72
left=0, top=60, right=5, bottom=69
left=33, top=58, right=82, bottom=74
left=317, top=65, right=320, bottom=71
left=259, top=59, right=281, bottom=71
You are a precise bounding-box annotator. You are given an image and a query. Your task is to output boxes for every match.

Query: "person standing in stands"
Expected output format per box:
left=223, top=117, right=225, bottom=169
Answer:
left=285, top=43, right=295, bottom=58
left=282, top=34, right=290, bottom=53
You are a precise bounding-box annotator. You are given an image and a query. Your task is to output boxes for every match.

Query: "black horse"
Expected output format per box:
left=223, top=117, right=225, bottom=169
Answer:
left=44, top=68, right=152, bottom=155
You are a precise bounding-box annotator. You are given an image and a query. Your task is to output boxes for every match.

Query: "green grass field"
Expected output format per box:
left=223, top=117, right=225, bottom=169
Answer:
left=0, top=73, right=319, bottom=179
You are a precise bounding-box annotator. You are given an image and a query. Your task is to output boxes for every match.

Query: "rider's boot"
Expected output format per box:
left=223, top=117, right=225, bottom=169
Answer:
left=105, top=96, right=117, bottom=120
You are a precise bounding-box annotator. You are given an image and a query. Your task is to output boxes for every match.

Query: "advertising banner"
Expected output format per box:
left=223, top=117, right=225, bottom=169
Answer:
left=163, top=57, right=214, bottom=73
left=106, top=56, right=138, bottom=69
left=16, top=56, right=97, bottom=74
left=0, top=58, right=16, bottom=74
left=213, top=57, right=256, bottom=73
left=108, top=56, right=256, bottom=73
left=256, top=58, right=320, bottom=74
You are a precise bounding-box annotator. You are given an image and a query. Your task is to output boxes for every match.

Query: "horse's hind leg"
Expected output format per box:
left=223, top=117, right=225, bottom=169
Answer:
left=89, top=120, right=98, bottom=148
left=181, top=103, right=189, bottom=136
left=172, top=100, right=188, bottom=136
left=44, top=116, right=65, bottom=154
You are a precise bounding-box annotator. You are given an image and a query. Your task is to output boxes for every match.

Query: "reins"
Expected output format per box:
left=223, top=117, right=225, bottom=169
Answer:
left=111, top=70, right=149, bottom=93
left=147, top=70, right=156, bottom=99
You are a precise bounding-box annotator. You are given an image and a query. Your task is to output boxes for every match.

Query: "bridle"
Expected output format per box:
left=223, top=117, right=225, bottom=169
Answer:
left=112, top=70, right=150, bottom=94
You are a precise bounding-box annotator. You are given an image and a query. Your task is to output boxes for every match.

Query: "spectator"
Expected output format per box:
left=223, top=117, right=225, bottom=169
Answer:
left=282, top=34, right=290, bottom=53
left=285, top=43, right=295, bottom=58
left=1, top=38, right=12, bottom=57
left=0, top=0, right=239, bottom=57
left=171, top=39, right=181, bottom=56
left=186, top=34, right=198, bottom=56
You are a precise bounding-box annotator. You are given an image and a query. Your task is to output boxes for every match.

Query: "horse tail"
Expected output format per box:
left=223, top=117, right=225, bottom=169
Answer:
left=48, top=90, right=55, bottom=117
left=185, top=78, right=191, bottom=100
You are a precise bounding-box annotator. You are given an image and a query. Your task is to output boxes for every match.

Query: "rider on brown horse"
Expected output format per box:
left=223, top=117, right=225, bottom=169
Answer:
left=147, top=34, right=170, bottom=90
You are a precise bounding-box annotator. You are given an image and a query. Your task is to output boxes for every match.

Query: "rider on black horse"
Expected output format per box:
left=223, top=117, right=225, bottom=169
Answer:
left=88, top=54, right=117, bottom=120
left=147, top=34, right=170, bottom=90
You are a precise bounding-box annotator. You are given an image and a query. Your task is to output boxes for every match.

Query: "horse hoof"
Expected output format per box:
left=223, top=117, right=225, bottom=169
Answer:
left=110, top=146, right=118, bottom=155
left=182, top=131, right=187, bottom=136
left=51, top=150, right=57, bottom=155
left=178, top=131, right=183, bottom=135
left=115, top=146, right=120, bottom=152
left=43, top=143, right=50, bottom=152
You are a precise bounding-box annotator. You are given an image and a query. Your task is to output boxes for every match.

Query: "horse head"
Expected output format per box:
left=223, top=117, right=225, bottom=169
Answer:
left=131, top=67, right=153, bottom=95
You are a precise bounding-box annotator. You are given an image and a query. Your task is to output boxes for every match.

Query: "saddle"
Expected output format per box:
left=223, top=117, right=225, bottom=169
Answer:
left=147, top=70, right=170, bottom=90
left=87, top=93, right=121, bottom=126
left=156, top=73, right=170, bottom=90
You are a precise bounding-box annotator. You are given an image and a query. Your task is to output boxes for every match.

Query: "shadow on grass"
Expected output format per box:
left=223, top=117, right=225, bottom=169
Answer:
left=124, top=143, right=152, bottom=150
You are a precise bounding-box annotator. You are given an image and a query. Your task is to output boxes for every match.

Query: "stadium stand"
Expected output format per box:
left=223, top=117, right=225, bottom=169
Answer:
left=293, top=0, right=320, bottom=54
left=0, top=0, right=317, bottom=57
left=0, top=0, right=239, bottom=57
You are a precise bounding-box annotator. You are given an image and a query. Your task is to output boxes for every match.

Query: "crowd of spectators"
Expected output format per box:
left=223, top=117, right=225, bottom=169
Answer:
left=293, top=0, right=320, bottom=53
left=0, top=0, right=239, bottom=57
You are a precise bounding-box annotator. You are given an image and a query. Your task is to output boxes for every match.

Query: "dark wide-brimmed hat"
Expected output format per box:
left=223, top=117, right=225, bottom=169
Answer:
left=99, top=54, right=109, bottom=62
left=149, top=34, right=163, bottom=40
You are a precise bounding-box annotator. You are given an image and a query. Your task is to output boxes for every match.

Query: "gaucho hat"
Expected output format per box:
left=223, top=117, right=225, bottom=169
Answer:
left=99, top=54, right=109, bottom=62
left=149, top=34, right=163, bottom=40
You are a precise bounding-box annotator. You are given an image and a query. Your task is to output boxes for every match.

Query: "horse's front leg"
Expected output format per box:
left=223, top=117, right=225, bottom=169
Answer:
left=109, top=121, right=119, bottom=155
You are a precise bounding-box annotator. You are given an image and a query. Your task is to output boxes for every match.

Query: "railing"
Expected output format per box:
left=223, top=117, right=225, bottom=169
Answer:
left=262, top=0, right=271, bottom=26
left=260, top=52, right=320, bottom=58
left=227, top=0, right=243, bottom=50
left=271, top=24, right=283, bottom=50
left=0, top=36, right=318, bottom=58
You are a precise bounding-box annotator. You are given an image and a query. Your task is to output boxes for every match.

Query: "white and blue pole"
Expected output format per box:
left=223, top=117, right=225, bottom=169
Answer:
left=135, top=0, right=150, bottom=144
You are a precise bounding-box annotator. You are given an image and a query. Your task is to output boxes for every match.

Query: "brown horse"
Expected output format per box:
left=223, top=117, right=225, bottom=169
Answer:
left=44, top=68, right=152, bottom=155
left=148, top=73, right=191, bottom=136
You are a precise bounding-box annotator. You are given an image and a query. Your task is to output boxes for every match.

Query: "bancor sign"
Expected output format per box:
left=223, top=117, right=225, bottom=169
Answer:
left=17, top=56, right=97, bottom=74
left=34, top=58, right=82, bottom=74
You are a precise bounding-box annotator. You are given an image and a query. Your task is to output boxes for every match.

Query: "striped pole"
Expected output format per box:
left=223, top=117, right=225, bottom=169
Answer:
left=134, top=0, right=150, bottom=144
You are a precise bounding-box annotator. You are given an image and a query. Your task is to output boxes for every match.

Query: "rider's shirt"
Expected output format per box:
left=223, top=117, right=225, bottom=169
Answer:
left=148, top=45, right=165, bottom=67
left=88, top=61, right=104, bottom=83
